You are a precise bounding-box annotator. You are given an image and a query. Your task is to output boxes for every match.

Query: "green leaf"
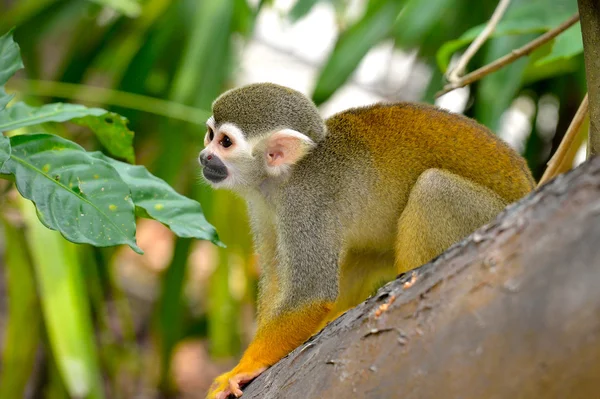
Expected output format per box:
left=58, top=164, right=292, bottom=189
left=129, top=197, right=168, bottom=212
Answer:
left=0, top=217, right=41, bottom=399
left=0, top=29, right=24, bottom=110
left=0, top=0, right=59, bottom=33
left=0, top=133, right=142, bottom=253
left=87, top=0, right=141, bottom=17
left=522, top=45, right=580, bottom=84
left=436, top=0, right=578, bottom=71
left=232, top=0, right=255, bottom=36
left=289, top=0, right=319, bottom=22
left=19, top=199, right=105, bottom=399
left=91, top=152, right=223, bottom=246
left=170, top=0, right=235, bottom=108
left=73, top=112, right=135, bottom=163
left=474, top=34, right=533, bottom=132
left=0, top=135, right=10, bottom=169
left=0, top=102, right=135, bottom=162
left=392, top=0, right=457, bottom=48
left=312, top=0, right=403, bottom=105
left=534, top=23, right=583, bottom=66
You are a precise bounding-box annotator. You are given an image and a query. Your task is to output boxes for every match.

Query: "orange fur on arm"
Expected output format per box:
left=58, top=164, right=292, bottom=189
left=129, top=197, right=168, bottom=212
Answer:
left=235, top=301, right=333, bottom=370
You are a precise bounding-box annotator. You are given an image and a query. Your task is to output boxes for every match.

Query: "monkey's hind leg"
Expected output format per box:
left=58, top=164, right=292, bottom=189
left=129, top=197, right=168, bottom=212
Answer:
left=395, top=168, right=506, bottom=274
left=322, top=250, right=396, bottom=327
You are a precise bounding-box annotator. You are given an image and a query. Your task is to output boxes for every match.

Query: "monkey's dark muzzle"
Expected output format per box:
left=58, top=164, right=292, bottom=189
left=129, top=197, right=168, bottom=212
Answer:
left=199, top=153, right=228, bottom=183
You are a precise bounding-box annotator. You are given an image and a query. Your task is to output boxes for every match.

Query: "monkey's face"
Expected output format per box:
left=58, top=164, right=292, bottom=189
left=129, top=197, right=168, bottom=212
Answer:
left=198, top=115, right=316, bottom=191
left=198, top=117, right=258, bottom=190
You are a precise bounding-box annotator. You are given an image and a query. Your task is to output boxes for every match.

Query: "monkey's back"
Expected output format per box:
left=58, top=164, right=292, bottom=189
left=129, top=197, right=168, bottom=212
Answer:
left=324, top=102, right=534, bottom=205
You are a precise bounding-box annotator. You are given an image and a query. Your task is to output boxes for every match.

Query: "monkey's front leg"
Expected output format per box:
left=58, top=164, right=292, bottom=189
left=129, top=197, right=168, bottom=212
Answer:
left=207, top=301, right=333, bottom=399
left=207, top=209, right=340, bottom=399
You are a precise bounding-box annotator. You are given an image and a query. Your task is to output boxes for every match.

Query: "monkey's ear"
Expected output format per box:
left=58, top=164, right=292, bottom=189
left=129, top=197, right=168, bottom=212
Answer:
left=264, top=129, right=315, bottom=173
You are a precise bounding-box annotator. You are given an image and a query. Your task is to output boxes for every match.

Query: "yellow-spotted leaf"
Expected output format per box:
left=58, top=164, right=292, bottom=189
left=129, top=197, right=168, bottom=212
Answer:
left=91, top=152, right=222, bottom=246
left=0, top=133, right=142, bottom=253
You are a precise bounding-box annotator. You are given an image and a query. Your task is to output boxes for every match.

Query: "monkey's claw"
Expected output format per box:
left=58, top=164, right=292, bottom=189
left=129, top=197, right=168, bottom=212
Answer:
left=208, top=367, right=267, bottom=399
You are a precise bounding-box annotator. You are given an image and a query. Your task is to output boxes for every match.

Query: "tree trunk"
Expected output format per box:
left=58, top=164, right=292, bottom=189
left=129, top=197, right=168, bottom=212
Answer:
left=242, top=157, right=600, bottom=399
left=578, top=0, right=600, bottom=155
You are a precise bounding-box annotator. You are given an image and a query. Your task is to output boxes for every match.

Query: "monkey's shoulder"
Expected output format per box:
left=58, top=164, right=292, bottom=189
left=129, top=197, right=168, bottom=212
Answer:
left=325, top=102, right=493, bottom=138
left=323, top=101, right=518, bottom=160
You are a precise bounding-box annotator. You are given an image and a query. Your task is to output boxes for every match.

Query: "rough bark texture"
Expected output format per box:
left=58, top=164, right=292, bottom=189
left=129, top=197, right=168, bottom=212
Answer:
left=242, top=157, right=600, bottom=399
left=578, top=0, right=600, bottom=155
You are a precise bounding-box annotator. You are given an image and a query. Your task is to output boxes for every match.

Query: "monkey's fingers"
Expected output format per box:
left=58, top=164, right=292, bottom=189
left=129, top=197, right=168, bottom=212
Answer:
left=207, top=366, right=267, bottom=399
left=228, top=367, right=267, bottom=397
left=207, top=374, right=233, bottom=399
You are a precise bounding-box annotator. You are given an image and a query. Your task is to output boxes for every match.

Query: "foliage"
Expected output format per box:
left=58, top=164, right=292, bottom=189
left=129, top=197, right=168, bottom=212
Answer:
left=0, top=25, right=221, bottom=398
left=0, top=0, right=588, bottom=397
left=0, top=30, right=220, bottom=250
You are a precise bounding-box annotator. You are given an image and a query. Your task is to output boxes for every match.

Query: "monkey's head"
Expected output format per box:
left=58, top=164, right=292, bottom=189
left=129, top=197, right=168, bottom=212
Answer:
left=198, top=83, right=326, bottom=191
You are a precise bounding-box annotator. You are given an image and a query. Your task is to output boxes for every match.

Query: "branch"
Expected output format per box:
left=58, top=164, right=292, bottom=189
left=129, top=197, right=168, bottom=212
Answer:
left=538, top=94, right=588, bottom=186
left=445, top=0, right=512, bottom=83
left=242, top=157, right=600, bottom=398
left=577, top=0, right=600, bottom=155
left=436, top=14, right=580, bottom=98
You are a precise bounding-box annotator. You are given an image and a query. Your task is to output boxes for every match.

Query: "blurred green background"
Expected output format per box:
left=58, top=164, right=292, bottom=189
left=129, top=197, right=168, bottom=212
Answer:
left=0, top=0, right=587, bottom=397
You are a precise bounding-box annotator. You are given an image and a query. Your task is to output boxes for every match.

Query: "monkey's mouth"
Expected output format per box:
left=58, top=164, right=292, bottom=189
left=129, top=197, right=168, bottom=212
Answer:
left=202, top=166, right=228, bottom=183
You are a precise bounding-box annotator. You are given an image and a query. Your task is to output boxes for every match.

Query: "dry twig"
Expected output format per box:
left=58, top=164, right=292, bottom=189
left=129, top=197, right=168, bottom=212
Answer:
left=538, top=94, right=589, bottom=186
left=446, top=0, right=512, bottom=83
left=437, top=13, right=580, bottom=98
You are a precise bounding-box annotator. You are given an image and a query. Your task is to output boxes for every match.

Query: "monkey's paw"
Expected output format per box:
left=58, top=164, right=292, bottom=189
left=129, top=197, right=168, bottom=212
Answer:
left=207, top=366, right=267, bottom=399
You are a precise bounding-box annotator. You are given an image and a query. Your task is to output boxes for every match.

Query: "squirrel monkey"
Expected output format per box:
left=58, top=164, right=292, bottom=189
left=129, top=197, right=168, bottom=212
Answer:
left=199, top=83, right=534, bottom=398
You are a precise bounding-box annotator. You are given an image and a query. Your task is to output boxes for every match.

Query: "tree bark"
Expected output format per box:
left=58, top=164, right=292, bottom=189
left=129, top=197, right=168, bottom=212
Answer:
left=242, top=157, right=600, bottom=399
left=578, top=0, right=600, bottom=155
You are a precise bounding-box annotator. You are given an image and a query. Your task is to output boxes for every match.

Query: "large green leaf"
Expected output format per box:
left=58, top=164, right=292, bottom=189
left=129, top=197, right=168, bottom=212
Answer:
left=0, top=29, right=24, bottom=110
left=91, top=152, right=222, bottom=246
left=436, top=0, right=578, bottom=71
left=0, top=135, right=10, bottom=169
left=0, top=217, right=41, bottom=399
left=0, top=102, right=135, bottom=162
left=20, top=199, right=105, bottom=399
left=0, top=133, right=142, bottom=253
left=312, top=0, right=403, bottom=105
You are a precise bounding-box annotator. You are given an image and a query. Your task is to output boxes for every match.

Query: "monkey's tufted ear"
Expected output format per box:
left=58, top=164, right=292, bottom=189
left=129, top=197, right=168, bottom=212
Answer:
left=264, top=129, right=315, bottom=174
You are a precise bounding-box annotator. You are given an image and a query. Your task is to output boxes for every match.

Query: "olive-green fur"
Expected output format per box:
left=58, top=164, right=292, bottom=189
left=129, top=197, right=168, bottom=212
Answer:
left=208, top=82, right=534, bottom=321
left=205, top=83, right=535, bottom=393
left=326, top=102, right=534, bottom=205
left=213, top=83, right=326, bottom=143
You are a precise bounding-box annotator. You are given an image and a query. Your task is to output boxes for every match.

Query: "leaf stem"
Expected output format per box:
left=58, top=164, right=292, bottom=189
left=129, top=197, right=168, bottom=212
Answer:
left=7, top=79, right=211, bottom=125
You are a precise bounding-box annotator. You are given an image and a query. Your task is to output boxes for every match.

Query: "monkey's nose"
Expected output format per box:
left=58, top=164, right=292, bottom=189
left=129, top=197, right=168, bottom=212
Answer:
left=199, top=151, right=221, bottom=168
left=199, top=152, right=210, bottom=166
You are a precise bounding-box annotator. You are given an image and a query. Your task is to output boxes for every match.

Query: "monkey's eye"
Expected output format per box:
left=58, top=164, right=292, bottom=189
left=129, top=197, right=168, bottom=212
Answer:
left=207, top=127, right=214, bottom=141
left=220, top=135, right=232, bottom=148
